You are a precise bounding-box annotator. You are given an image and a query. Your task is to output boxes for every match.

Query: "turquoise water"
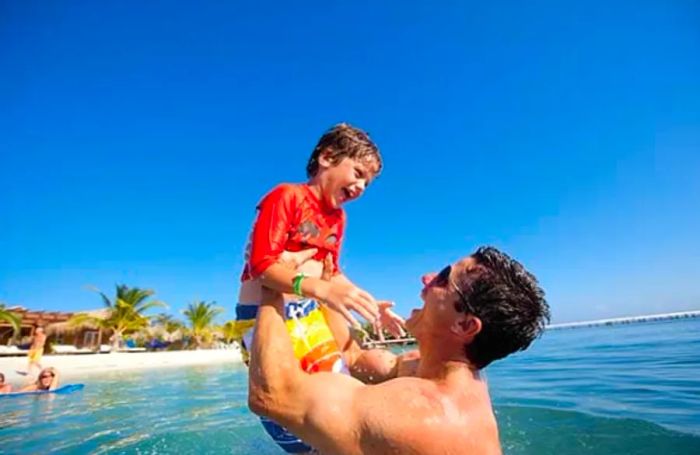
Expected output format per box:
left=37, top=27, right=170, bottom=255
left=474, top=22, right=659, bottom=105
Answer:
left=1, top=318, right=699, bottom=454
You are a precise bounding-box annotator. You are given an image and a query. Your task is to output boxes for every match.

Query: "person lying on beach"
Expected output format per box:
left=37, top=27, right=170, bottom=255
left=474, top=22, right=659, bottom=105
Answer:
left=0, top=372, right=13, bottom=393
left=19, top=367, right=59, bottom=393
left=249, top=246, right=550, bottom=455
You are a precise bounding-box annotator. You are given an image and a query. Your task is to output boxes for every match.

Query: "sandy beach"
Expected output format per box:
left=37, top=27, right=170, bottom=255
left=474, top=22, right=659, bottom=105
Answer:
left=0, top=349, right=242, bottom=383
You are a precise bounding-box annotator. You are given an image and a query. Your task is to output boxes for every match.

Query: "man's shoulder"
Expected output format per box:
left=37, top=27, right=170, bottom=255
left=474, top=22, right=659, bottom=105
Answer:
left=356, top=377, right=445, bottom=417
left=368, top=376, right=444, bottom=406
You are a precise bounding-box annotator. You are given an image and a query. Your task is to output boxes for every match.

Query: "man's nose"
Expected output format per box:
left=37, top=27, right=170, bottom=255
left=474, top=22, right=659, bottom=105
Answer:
left=422, top=273, right=436, bottom=286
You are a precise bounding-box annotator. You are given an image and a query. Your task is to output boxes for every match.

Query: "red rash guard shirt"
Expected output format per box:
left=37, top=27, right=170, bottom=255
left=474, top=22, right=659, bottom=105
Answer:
left=241, top=183, right=345, bottom=282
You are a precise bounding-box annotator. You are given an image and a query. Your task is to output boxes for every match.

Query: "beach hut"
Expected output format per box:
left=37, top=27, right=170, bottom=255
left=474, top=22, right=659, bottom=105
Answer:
left=0, top=306, right=75, bottom=346
left=45, top=309, right=112, bottom=350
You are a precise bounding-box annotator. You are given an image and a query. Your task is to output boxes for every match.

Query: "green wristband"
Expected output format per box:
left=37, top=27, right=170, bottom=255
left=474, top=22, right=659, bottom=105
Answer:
left=292, top=273, right=305, bottom=297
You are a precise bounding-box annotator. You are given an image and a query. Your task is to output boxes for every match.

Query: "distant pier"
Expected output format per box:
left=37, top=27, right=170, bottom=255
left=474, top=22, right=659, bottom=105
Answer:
left=363, top=337, right=416, bottom=349
left=546, top=310, right=700, bottom=330
left=363, top=310, right=700, bottom=346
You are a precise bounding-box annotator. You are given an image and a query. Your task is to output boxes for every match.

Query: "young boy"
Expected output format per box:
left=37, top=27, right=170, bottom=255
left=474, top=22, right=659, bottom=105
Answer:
left=235, top=123, right=383, bottom=453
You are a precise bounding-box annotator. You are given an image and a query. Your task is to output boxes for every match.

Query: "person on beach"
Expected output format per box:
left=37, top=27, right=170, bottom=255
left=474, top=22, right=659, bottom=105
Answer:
left=249, top=246, right=550, bottom=455
left=0, top=372, right=13, bottom=393
left=24, top=326, right=47, bottom=377
left=19, top=367, right=59, bottom=392
left=234, top=123, right=404, bottom=453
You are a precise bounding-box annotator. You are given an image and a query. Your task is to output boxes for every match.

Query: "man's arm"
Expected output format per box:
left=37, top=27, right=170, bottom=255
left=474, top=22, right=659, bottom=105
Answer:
left=321, top=297, right=400, bottom=383
left=248, top=289, right=435, bottom=455
left=248, top=289, right=367, bottom=454
left=323, top=272, right=412, bottom=383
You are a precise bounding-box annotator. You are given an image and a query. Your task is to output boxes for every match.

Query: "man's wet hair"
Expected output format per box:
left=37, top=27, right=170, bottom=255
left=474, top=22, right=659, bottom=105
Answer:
left=455, top=246, right=550, bottom=369
left=0, top=372, right=4, bottom=382
left=306, top=123, right=382, bottom=178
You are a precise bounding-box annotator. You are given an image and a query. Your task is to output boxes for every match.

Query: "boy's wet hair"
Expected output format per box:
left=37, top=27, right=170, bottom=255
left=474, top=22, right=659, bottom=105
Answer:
left=455, top=246, right=550, bottom=369
left=306, top=123, right=382, bottom=178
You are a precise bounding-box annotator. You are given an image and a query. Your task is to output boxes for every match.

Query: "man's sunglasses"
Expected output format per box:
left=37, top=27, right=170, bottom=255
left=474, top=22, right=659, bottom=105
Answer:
left=40, top=373, right=54, bottom=379
left=431, top=265, right=478, bottom=316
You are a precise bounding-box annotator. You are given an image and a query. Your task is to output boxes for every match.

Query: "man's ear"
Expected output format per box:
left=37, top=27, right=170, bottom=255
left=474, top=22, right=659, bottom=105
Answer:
left=450, top=314, right=482, bottom=340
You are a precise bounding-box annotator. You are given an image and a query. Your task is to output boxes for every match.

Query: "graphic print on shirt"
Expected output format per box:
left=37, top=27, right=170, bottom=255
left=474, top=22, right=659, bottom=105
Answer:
left=240, top=184, right=345, bottom=282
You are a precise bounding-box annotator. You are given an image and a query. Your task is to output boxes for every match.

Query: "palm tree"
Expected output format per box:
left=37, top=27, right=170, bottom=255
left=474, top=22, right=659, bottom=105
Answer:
left=183, top=301, right=223, bottom=349
left=153, top=313, right=185, bottom=341
left=0, top=302, right=21, bottom=337
left=69, top=284, right=167, bottom=351
left=220, top=320, right=240, bottom=344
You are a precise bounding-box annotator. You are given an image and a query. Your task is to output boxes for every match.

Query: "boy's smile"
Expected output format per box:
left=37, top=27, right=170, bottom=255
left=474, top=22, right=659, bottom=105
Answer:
left=321, top=156, right=378, bottom=209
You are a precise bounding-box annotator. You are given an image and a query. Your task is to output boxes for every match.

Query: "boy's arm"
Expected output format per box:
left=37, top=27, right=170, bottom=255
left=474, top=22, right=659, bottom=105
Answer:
left=331, top=272, right=405, bottom=337
left=262, top=259, right=378, bottom=325
left=247, top=185, right=377, bottom=323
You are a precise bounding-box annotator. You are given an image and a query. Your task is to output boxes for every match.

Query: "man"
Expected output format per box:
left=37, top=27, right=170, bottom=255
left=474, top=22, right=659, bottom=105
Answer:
left=249, top=246, right=550, bottom=455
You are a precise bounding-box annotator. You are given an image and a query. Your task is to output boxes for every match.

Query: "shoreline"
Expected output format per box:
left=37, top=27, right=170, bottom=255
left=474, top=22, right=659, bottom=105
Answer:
left=0, top=349, right=242, bottom=383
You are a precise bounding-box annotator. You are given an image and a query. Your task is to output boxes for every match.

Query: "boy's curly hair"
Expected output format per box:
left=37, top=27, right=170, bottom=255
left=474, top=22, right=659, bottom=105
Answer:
left=306, top=123, right=382, bottom=178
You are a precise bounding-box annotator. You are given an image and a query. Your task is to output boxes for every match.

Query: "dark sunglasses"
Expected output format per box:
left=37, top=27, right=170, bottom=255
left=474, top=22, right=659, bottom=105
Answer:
left=40, top=373, right=54, bottom=379
left=431, top=265, right=478, bottom=316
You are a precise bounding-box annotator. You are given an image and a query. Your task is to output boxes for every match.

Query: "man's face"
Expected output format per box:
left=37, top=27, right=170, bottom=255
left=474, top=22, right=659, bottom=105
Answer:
left=318, top=155, right=378, bottom=208
left=406, top=257, right=477, bottom=338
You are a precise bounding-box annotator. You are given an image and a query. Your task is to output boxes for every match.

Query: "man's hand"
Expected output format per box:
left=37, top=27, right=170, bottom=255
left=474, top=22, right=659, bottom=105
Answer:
left=277, top=248, right=319, bottom=270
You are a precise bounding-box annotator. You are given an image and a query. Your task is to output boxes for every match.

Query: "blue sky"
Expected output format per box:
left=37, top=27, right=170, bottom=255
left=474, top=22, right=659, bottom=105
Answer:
left=1, top=1, right=698, bottom=323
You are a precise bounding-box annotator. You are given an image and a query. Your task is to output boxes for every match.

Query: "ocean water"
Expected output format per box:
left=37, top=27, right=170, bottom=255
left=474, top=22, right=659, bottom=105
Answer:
left=1, top=318, right=699, bottom=454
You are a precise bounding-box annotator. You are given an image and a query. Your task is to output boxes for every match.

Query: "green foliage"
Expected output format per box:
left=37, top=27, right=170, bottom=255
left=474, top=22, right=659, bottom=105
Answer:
left=183, top=301, right=223, bottom=348
left=69, top=284, right=167, bottom=348
left=154, top=313, right=185, bottom=334
left=220, top=320, right=239, bottom=343
left=0, top=302, right=21, bottom=335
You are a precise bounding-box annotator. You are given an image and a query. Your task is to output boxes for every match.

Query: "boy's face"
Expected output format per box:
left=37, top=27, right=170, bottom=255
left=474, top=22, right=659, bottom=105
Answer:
left=317, top=153, right=378, bottom=208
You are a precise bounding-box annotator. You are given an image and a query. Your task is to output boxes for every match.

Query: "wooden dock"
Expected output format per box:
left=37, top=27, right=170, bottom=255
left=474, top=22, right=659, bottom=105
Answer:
left=363, top=337, right=416, bottom=349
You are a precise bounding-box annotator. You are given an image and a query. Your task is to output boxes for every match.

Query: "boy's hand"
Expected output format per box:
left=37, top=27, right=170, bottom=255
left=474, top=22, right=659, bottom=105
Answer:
left=318, top=254, right=379, bottom=328
left=374, top=301, right=406, bottom=339
left=319, top=281, right=379, bottom=328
